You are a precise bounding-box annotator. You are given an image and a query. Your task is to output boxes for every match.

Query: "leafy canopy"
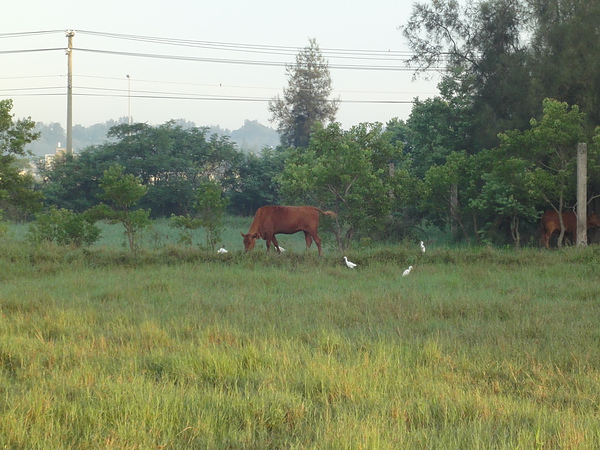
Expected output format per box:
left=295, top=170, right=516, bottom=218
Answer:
left=0, top=99, right=42, bottom=216
left=278, top=122, right=404, bottom=250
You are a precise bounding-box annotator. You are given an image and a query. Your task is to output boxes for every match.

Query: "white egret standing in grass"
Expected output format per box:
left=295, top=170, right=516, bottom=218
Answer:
left=402, top=265, right=413, bottom=277
left=420, top=241, right=426, bottom=253
left=344, top=256, right=357, bottom=269
left=217, top=247, right=228, bottom=254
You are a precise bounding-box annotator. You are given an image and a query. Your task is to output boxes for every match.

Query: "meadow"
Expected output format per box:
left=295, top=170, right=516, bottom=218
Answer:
left=1, top=218, right=600, bottom=448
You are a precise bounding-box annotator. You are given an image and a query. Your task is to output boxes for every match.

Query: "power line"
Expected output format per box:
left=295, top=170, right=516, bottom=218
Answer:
left=73, top=74, right=437, bottom=96
left=0, top=30, right=437, bottom=117
left=0, top=30, right=63, bottom=39
left=1, top=29, right=449, bottom=72
left=0, top=48, right=65, bottom=55
left=0, top=74, right=63, bottom=81
left=74, top=47, right=436, bottom=71
left=76, top=29, right=417, bottom=58
left=2, top=29, right=443, bottom=66
left=1, top=86, right=419, bottom=104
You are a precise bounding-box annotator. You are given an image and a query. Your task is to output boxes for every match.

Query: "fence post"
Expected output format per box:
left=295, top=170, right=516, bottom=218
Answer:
left=577, top=143, right=587, bottom=246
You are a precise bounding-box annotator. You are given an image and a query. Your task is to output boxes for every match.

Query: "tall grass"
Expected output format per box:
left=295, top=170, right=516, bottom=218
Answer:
left=1, top=227, right=600, bottom=448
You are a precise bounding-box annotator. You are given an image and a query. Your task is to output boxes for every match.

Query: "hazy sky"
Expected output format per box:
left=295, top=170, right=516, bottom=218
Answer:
left=2, top=0, right=439, bottom=131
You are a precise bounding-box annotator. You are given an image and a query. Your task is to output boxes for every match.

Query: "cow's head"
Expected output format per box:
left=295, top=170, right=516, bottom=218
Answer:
left=240, top=232, right=260, bottom=251
left=587, top=212, right=600, bottom=228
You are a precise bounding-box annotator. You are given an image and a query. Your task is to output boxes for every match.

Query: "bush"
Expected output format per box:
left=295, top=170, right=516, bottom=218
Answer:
left=0, top=210, right=8, bottom=238
left=26, top=207, right=101, bottom=247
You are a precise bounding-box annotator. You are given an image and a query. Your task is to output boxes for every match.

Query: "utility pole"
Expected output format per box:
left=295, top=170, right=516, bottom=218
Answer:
left=66, top=30, right=75, bottom=155
left=127, top=74, right=132, bottom=125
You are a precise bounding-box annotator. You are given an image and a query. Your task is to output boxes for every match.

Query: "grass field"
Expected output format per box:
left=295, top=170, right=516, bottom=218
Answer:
left=1, top=220, right=600, bottom=448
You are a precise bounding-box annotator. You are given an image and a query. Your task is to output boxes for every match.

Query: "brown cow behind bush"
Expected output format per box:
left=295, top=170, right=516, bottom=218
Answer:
left=540, top=210, right=600, bottom=248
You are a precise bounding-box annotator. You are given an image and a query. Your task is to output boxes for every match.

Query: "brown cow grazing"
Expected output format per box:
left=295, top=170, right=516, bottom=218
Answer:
left=241, top=206, right=336, bottom=256
left=540, top=210, right=600, bottom=248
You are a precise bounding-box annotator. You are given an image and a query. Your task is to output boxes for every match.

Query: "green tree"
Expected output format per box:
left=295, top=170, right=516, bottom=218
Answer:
left=170, top=182, right=229, bottom=250
left=38, top=121, right=241, bottom=217
left=398, top=76, right=476, bottom=179
left=497, top=99, right=597, bottom=248
left=0, top=99, right=42, bottom=217
left=94, top=164, right=150, bottom=252
left=402, top=0, right=538, bottom=149
left=422, top=151, right=475, bottom=242
left=529, top=0, right=600, bottom=129
left=195, top=181, right=229, bottom=251
left=278, top=122, right=402, bottom=250
left=228, top=147, right=285, bottom=216
left=269, top=39, right=339, bottom=148
left=169, top=214, right=203, bottom=246
left=470, top=150, right=539, bottom=248
left=36, top=150, right=104, bottom=213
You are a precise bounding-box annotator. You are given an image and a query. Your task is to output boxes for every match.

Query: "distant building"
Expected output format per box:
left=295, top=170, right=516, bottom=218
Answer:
left=44, top=142, right=67, bottom=169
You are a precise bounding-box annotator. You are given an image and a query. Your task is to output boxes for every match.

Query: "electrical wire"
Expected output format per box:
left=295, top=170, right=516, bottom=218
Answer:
left=0, top=48, right=65, bottom=55
left=76, top=29, right=417, bottom=59
left=0, top=30, right=64, bottom=38
left=75, top=47, right=425, bottom=71
left=1, top=29, right=439, bottom=106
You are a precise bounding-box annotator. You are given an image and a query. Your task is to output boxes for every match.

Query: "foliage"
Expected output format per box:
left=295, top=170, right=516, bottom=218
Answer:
left=393, top=76, right=476, bottom=178
left=472, top=98, right=600, bottom=248
left=470, top=151, right=539, bottom=248
left=228, top=146, right=286, bottom=216
left=401, top=0, right=547, bottom=149
left=93, top=164, right=150, bottom=252
left=268, top=39, right=339, bottom=148
left=169, top=182, right=229, bottom=250
left=422, top=151, right=473, bottom=241
left=278, top=122, right=404, bottom=250
left=38, top=121, right=242, bottom=218
left=26, top=206, right=100, bottom=247
left=36, top=151, right=104, bottom=213
left=195, top=181, right=229, bottom=251
left=0, top=210, right=7, bottom=239
left=496, top=99, right=591, bottom=247
left=169, top=213, right=203, bottom=246
left=529, top=0, right=600, bottom=129
left=0, top=99, right=43, bottom=217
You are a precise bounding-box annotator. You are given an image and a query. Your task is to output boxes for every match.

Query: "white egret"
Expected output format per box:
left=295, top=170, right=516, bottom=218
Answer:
left=420, top=241, right=426, bottom=253
left=217, top=247, right=228, bottom=254
left=344, top=256, right=357, bottom=269
left=402, top=265, right=413, bottom=277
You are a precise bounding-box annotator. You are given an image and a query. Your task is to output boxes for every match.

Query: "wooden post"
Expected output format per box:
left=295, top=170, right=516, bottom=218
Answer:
left=577, top=143, right=587, bottom=246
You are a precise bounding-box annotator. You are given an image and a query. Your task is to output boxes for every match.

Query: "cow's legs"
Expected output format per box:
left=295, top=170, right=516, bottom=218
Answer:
left=265, top=234, right=272, bottom=252
left=303, top=231, right=313, bottom=250
left=311, top=232, right=323, bottom=256
left=271, top=235, right=282, bottom=254
left=542, top=232, right=550, bottom=248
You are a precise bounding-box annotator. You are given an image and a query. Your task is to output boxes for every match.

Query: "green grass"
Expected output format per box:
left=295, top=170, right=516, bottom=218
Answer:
left=1, top=227, right=600, bottom=448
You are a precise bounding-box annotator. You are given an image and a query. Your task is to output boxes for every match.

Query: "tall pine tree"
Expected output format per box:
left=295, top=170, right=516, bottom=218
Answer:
left=268, top=39, right=339, bottom=148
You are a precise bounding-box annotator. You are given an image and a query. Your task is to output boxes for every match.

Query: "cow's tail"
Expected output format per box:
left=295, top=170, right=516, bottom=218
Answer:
left=316, top=208, right=337, bottom=218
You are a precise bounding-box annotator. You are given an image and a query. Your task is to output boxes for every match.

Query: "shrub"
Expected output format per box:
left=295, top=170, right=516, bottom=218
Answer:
left=169, top=214, right=203, bottom=246
left=26, top=207, right=101, bottom=247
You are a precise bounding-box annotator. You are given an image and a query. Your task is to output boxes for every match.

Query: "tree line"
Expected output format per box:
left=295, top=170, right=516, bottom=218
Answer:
left=3, top=0, right=600, bottom=250
left=26, top=119, right=280, bottom=157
